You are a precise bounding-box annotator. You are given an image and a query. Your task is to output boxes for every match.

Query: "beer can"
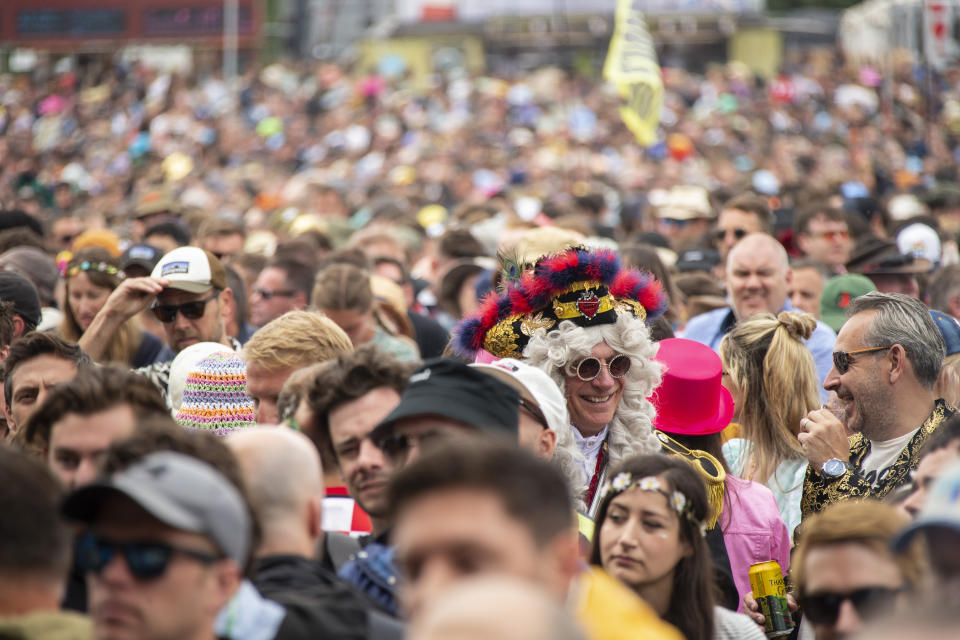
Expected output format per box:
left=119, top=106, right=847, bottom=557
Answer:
left=749, top=560, right=794, bottom=638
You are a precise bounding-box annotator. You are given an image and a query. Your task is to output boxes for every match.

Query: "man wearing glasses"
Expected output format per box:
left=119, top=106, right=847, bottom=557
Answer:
left=800, top=292, right=953, bottom=517
left=794, top=204, right=853, bottom=275
left=712, top=192, right=774, bottom=269
left=62, top=450, right=252, bottom=640
left=248, top=257, right=313, bottom=329
left=79, top=247, right=238, bottom=400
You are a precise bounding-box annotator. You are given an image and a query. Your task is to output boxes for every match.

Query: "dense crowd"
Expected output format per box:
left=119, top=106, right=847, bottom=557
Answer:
left=1, top=44, right=960, bottom=640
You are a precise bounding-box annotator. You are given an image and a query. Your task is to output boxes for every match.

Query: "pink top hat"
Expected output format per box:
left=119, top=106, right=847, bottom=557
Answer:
left=651, top=338, right=735, bottom=436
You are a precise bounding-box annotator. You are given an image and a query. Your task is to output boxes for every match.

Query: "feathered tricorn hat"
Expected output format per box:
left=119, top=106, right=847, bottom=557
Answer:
left=454, top=247, right=667, bottom=359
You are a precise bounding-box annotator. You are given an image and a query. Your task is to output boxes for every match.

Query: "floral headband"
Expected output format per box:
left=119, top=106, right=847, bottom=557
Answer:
left=602, top=472, right=707, bottom=537
left=63, top=261, right=125, bottom=279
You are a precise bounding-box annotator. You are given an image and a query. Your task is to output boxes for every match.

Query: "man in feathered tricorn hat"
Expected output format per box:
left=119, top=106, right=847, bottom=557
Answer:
left=455, top=247, right=667, bottom=515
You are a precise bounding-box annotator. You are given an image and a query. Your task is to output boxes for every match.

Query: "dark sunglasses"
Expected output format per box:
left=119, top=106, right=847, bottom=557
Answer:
left=799, top=586, right=904, bottom=625
left=712, top=227, right=748, bottom=242
left=575, top=354, right=631, bottom=381
left=252, top=287, right=296, bottom=300
left=75, top=531, right=221, bottom=581
left=374, top=429, right=447, bottom=464
left=832, top=346, right=892, bottom=375
left=150, top=290, right=220, bottom=323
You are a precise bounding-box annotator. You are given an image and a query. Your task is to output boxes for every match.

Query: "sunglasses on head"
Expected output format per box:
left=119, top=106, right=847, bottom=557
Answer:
left=799, top=586, right=904, bottom=626
left=575, top=354, right=631, bottom=381
left=712, top=227, right=748, bottom=242
left=150, top=290, right=220, bottom=323
left=75, top=531, right=221, bottom=581
left=832, top=346, right=892, bottom=375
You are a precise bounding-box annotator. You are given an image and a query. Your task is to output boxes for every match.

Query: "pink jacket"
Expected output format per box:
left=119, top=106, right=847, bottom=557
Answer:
left=720, top=475, right=792, bottom=612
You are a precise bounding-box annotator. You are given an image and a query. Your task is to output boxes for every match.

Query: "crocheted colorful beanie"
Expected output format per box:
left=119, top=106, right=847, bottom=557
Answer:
left=175, top=351, right=256, bottom=435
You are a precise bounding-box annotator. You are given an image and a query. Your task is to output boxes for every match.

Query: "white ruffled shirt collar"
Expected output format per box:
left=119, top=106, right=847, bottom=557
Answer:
left=573, top=425, right=608, bottom=481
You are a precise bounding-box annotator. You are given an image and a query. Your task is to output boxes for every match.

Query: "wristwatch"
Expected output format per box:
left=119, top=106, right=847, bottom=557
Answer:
left=821, top=458, right=853, bottom=480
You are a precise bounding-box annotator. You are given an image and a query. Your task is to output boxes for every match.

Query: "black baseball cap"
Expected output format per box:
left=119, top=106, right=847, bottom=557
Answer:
left=120, top=244, right=163, bottom=275
left=371, top=358, right=520, bottom=441
left=0, top=270, right=42, bottom=327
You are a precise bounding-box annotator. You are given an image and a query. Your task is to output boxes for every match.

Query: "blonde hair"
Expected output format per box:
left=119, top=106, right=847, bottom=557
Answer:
left=719, top=311, right=819, bottom=483
left=243, top=310, right=353, bottom=370
left=792, top=500, right=926, bottom=597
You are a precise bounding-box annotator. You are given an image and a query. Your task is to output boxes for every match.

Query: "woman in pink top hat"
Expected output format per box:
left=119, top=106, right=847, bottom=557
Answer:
left=651, top=338, right=790, bottom=613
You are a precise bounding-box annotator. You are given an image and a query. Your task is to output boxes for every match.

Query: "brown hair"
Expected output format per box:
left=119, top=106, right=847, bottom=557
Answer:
left=719, top=311, right=819, bottom=483
left=792, top=500, right=926, bottom=598
left=296, top=343, right=414, bottom=462
left=0, top=300, right=15, bottom=349
left=794, top=202, right=847, bottom=235
left=21, top=365, right=168, bottom=450
left=60, top=246, right=142, bottom=366
left=721, top=192, right=774, bottom=234
left=312, top=263, right=373, bottom=314
left=3, top=332, right=91, bottom=408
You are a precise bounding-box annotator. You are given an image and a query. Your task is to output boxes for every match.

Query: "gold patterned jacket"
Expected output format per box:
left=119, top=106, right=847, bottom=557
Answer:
left=801, top=399, right=953, bottom=519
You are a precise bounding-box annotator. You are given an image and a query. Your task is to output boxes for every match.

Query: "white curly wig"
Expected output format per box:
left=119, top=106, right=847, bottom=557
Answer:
left=523, top=313, right=662, bottom=512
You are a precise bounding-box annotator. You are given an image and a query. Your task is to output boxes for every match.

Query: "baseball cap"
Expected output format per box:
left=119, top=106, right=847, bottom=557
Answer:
left=372, top=358, right=520, bottom=441
left=120, top=244, right=163, bottom=275
left=471, top=358, right=569, bottom=432
left=62, top=451, right=251, bottom=565
left=151, top=247, right=227, bottom=294
left=0, top=247, right=59, bottom=306
left=893, top=461, right=960, bottom=552
left=930, top=310, right=960, bottom=357
left=819, top=274, right=877, bottom=333
left=0, top=270, right=42, bottom=328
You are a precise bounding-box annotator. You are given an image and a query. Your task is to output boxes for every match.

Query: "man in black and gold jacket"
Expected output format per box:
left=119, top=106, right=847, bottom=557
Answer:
left=799, top=292, right=954, bottom=518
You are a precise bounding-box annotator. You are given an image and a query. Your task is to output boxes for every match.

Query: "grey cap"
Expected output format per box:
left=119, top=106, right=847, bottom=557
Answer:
left=62, top=451, right=251, bottom=565
left=0, top=247, right=59, bottom=306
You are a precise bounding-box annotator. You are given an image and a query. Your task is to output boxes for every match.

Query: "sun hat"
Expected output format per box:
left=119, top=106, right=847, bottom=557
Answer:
left=175, top=351, right=256, bottom=435
left=168, top=342, right=236, bottom=412
left=650, top=338, right=734, bottom=436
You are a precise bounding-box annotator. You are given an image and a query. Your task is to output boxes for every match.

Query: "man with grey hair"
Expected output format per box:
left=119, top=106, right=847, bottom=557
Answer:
left=800, top=291, right=954, bottom=517
left=682, top=233, right=837, bottom=395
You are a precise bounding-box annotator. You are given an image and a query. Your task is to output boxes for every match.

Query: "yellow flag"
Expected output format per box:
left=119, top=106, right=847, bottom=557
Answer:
left=603, top=0, right=663, bottom=147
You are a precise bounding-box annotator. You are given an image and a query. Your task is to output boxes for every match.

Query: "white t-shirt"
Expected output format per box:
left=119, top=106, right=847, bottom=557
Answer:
left=861, top=428, right=919, bottom=488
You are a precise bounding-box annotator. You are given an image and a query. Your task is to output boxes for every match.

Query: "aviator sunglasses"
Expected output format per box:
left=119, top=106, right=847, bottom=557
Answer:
left=75, top=531, right=221, bottom=581
left=832, top=346, right=892, bottom=375
left=574, top=354, right=631, bottom=381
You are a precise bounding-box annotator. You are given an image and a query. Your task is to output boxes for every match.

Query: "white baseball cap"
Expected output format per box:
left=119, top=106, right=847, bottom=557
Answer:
left=471, top=358, right=569, bottom=432
left=151, top=246, right=227, bottom=294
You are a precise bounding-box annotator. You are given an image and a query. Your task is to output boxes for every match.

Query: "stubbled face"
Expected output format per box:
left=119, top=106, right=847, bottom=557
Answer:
left=563, top=342, right=625, bottom=437
left=598, top=477, right=690, bottom=594
left=249, top=267, right=300, bottom=328
left=68, top=272, right=113, bottom=331
left=788, top=266, right=825, bottom=318
left=155, top=288, right=225, bottom=353
left=823, top=311, right=890, bottom=439
left=715, top=208, right=765, bottom=260
left=5, top=355, right=79, bottom=434
left=87, top=496, right=236, bottom=640
left=48, top=405, right=137, bottom=490
left=727, top=242, right=789, bottom=320
left=393, top=488, right=552, bottom=620
left=328, top=386, right=401, bottom=519
left=802, top=542, right=905, bottom=640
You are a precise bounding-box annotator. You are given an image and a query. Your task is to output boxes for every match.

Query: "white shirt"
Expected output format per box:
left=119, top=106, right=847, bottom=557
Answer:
left=862, top=428, right=919, bottom=488
left=573, top=424, right=609, bottom=482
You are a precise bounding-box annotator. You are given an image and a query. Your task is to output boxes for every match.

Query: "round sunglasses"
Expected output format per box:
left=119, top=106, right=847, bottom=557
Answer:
left=574, top=354, right=631, bottom=381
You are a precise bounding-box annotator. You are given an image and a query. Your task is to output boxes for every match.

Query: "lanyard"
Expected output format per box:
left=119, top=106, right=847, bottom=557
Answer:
left=584, top=440, right=609, bottom=512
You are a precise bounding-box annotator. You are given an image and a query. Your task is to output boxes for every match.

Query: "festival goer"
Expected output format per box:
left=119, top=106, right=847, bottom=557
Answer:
left=898, top=416, right=960, bottom=519
left=654, top=185, right=714, bottom=252
left=3, top=332, right=90, bottom=440
left=198, top=218, right=246, bottom=261
left=895, top=461, right=960, bottom=589
left=242, top=310, right=353, bottom=424
left=794, top=204, right=853, bottom=274
left=78, top=247, right=239, bottom=398
left=454, top=247, right=667, bottom=515
left=713, top=192, right=774, bottom=264
left=818, top=274, right=877, bottom=334
left=174, top=351, right=257, bottom=436
left=59, top=247, right=165, bottom=367
left=845, top=238, right=930, bottom=299
left=249, top=257, right=314, bottom=328
left=313, top=263, right=419, bottom=362
left=683, top=233, right=836, bottom=397
left=800, top=292, right=953, bottom=517
left=720, top=311, right=820, bottom=536
left=590, top=454, right=765, bottom=640
left=390, top=438, right=682, bottom=639
left=0, top=270, right=43, bottom=340
left=0, top=246, right=62, bottom=331
left=788, top=259, right=829, bottom=319
left=227, top=428, right=404, bottom=637
left=0, top=446, right=93, bottom=639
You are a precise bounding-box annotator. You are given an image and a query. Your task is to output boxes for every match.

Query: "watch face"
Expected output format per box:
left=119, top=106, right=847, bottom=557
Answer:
left=824, top=459, right=844, bottom=477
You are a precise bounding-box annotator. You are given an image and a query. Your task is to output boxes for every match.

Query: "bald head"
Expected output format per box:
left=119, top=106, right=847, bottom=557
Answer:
left=227, top=426, right=324, bottom=549
left=409, top=575, right=587, bottom=640
left=726, top=233, right=791, bottom=319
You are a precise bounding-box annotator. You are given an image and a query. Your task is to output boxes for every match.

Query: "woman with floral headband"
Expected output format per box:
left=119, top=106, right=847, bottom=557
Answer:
left=591, top=454, right=765, bottom=640
left=58, top=247, right=164, bottom=367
